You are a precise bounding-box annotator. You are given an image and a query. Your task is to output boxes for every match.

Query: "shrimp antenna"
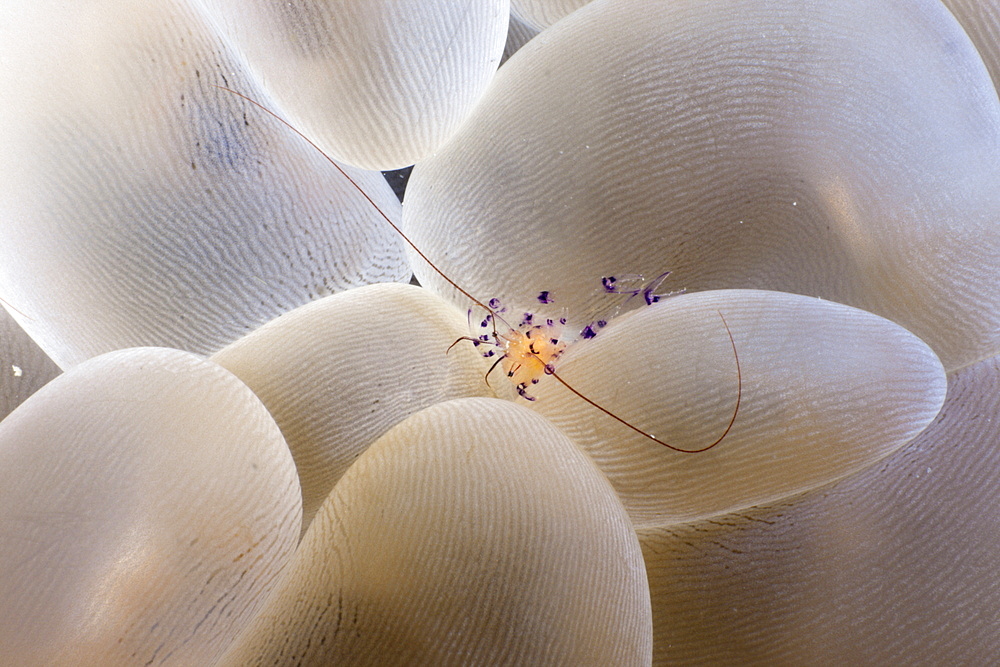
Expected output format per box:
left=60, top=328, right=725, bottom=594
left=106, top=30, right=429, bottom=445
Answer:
left=217, top=86, right=740, bottom=453
left=0, top=295, right=33, bottom=321
left=545, top=311, right=741, bottom=453
left=211, top=85, right=496, bottom=320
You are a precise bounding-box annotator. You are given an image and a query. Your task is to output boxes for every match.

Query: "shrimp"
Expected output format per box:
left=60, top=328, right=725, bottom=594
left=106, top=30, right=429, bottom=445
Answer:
left=214, top=85, right=740, bottom=454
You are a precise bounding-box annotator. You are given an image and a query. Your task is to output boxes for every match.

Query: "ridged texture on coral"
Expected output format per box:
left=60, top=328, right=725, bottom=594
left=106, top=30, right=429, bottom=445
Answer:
left=199, top=0, right=510, bottom=170
left=640, top=353, right=1000, bottom=664
left=942, top=0, right=1000, bottom=93
left=510, top=0, right=590, bottom=29
left=217, top=398, right=652, bottom=666
left=503, top=8, right=541, bottom=62
left=212, top=283, right=496, bottom=532
left=0, top=0, right=408, bottom=368
left=0, top=348, right=301, bottom=666
left=405, top=0, right=1000, bottom=371
left=529, top=290, right=946, bottom=527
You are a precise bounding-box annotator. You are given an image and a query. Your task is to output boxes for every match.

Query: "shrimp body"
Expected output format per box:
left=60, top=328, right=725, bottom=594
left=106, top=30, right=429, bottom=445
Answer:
left=216, top=85, right=740, bottom=453
left=500, top=322, right=567, bottom=398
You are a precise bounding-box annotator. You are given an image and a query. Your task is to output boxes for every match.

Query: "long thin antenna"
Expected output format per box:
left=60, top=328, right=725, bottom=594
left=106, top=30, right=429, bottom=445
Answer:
left=216, top=85, right=741, bottom=453
left=0, top=295, right=32, bottom=322
left=547, top=311, right=741, bottom=453
left=212, top=84, right=494, bottom=316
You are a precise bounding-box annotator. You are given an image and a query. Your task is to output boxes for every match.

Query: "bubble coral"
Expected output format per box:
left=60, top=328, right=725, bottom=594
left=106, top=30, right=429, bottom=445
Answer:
left=1, top=0, right=998, bottom=663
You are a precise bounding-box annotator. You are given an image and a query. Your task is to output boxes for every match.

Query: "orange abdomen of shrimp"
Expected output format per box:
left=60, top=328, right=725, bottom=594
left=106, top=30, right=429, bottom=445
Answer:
left=501, top=323, right=568, bottom=390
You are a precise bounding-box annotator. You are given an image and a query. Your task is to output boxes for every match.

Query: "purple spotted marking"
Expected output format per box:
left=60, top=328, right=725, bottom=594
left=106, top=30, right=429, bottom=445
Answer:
left=537, top=290, right=553, bottom=304
left=601, top=271, right=673, bottom=305
left=488, top=297, right=502, bottom=309
left=580, top=319, right=607, bottom=341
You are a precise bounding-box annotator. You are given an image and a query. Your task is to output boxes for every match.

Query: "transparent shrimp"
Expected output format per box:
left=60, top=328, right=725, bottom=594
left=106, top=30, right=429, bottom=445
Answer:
left=215, top=85, right=741, bottom=454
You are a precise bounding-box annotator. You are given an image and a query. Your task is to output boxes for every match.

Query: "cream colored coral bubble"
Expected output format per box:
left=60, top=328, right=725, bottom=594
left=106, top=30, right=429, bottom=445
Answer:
left=640, top=353, right=1000, bottom=664
left=199, top=0, right=510, bottom=170
left=404, top=0, right=1000, bottom=371
left=941, top=0, right=1000, bottom=93
left=212, top=283, right=496, bottom=533
left=504, top=8, right=542, bottom=62
left=530, top=290, right=946, bottom=528
left=0, top=0, right=408, bottom=368
left=0, top=348, right=301, bottom=666
left=217, top=397, right=652, bottom=666
left=510, top=0, right=590, bottom=30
